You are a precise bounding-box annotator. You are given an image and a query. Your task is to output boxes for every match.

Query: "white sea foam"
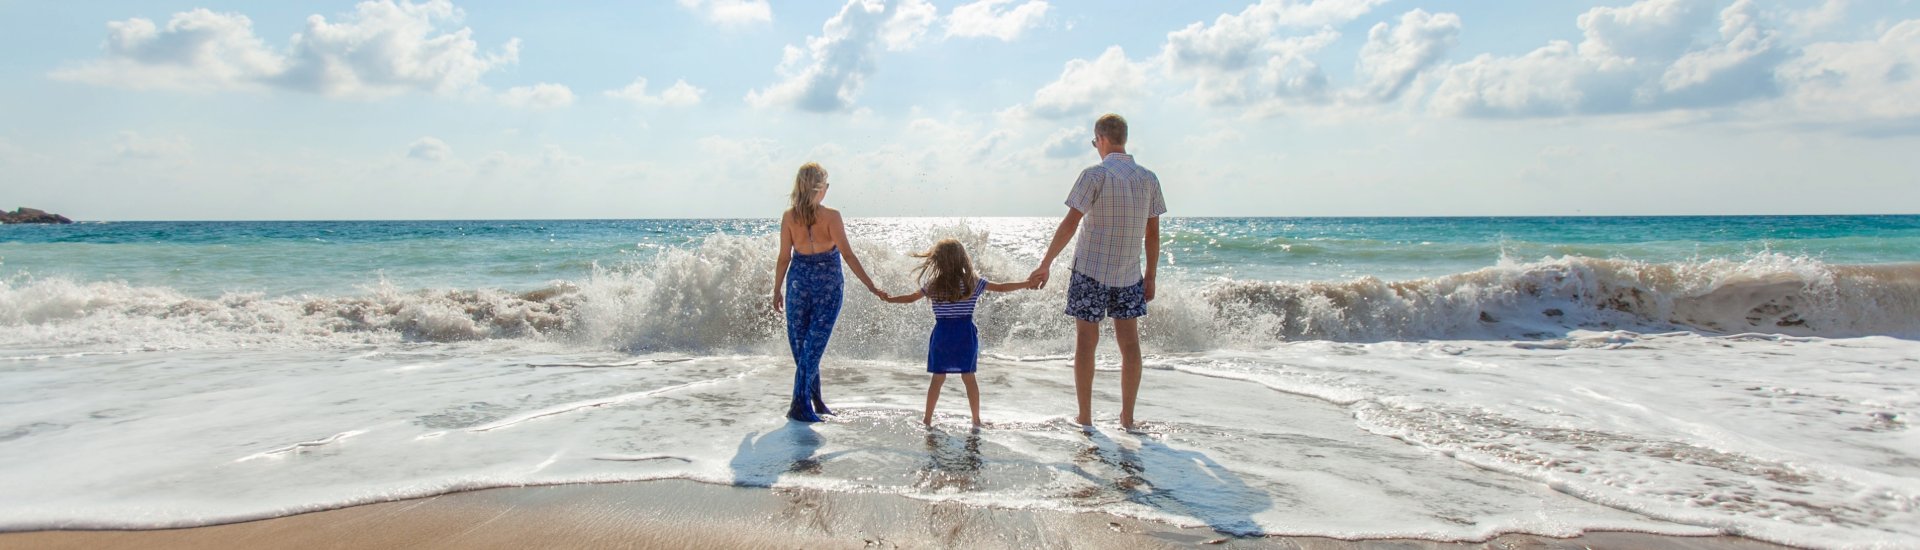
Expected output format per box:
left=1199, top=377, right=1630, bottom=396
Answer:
left=0, top=332, right=1914, bottom=547
left=3, top=233, right=1918, bottom=547
left=3, top=234, right=1916, bottom=355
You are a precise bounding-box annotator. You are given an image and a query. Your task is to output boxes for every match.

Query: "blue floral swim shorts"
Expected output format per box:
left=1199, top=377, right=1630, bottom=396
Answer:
left=1065, top=270, right=1146, bottom=323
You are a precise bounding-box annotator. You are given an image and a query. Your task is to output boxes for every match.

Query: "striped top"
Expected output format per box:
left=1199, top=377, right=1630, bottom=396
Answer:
left=929, top=278, right=989, bottom=319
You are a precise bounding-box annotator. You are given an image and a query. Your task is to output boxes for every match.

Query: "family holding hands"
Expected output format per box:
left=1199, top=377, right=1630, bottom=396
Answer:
left=772, top=114, right=1167, bottom=431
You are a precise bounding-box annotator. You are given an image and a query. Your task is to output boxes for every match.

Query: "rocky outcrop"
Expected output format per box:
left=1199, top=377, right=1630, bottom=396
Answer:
left=1, top=207, right=73, bottom=224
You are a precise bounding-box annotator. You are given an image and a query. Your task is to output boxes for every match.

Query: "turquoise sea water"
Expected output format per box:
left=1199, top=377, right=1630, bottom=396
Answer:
left=5, top=216, right=1917, bottom=297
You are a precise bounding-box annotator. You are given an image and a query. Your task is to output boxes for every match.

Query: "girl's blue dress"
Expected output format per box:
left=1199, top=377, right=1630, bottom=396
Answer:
left=927, top=278, right=987, bottom=374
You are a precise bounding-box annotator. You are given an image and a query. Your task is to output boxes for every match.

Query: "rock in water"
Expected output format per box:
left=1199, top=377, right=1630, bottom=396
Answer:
left=0, top=207, right=73, bottom=224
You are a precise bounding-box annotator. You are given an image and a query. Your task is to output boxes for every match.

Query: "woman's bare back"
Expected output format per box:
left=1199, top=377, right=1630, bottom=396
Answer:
left=785, top=208, right=838, bottom=255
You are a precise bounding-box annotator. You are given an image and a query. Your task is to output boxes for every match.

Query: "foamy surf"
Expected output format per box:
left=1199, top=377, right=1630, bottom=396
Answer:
left=3, top=236, right=1916, bottom=353
left=4, top=217, right=1917, bottom=547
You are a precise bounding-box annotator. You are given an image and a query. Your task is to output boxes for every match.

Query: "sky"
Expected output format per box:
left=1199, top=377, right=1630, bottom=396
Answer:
left=1, top=0, right=1918, bottom=220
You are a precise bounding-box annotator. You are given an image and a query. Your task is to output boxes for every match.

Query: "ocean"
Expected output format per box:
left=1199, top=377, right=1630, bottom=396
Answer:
left=2, top=216, right=1917, bottom=548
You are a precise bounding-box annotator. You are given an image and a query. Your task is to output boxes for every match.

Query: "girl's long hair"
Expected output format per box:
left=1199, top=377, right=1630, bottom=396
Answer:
left=912, top=239, right=978, bottom=302
left=789, top=163, right=827, bottom=227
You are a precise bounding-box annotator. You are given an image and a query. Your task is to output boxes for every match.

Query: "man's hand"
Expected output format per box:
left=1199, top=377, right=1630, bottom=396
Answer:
left=1143, top=275, right=1155, bottom=302
left=1028, top=266, right=1050, bottom=289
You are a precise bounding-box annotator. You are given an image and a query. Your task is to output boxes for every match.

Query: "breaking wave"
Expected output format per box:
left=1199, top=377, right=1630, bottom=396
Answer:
left=3, top=234, right=1916, bottom=353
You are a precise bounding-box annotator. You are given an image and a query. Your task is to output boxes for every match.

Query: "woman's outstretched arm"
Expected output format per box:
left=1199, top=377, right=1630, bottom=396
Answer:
left=826, top=209, right=885, bottom=298
left=882, top=289, right=924, bottom=304
left=772, top=211, right=793, bottom=312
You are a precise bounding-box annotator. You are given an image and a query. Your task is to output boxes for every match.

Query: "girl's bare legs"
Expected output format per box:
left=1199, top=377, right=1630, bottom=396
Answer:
left=961, top=373, right=982, bottom=428
left=923, top=374, right=946, bottom=426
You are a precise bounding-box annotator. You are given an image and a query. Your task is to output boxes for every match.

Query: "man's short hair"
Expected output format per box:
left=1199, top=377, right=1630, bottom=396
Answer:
left=1095, top=113, right=1127, bottom=146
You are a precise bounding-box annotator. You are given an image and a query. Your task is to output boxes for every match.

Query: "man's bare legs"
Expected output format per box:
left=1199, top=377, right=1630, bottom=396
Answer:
left=1074, top=319, right=1100, bottom=427
left=1114, top=317, right=1144, bottom=430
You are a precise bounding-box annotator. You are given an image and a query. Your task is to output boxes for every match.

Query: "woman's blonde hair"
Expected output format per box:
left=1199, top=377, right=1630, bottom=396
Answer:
left=913, top=239, right=978, bottom=302
left=789, top=162, right=828, bottom=227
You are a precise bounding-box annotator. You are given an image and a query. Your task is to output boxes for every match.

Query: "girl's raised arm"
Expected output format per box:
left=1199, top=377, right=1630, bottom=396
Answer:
left=984, top=279, right=1036, bottom=293
left=882, top=289, right=925, bottom=304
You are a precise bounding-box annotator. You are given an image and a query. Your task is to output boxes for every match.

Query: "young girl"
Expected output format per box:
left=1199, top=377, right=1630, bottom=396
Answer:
left=883, top=239, right=1035, bottom=427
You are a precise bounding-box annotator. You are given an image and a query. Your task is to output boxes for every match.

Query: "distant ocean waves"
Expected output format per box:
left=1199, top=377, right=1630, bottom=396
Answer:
left=5, top=233, right=1915, bottom=353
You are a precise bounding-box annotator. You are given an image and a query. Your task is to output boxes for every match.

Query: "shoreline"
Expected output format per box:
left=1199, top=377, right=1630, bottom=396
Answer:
left=3, top=479, right=1797, bottom=549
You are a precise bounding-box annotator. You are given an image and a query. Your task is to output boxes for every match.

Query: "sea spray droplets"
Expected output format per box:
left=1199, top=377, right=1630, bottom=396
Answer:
left=2, top=246, right=1918, bottom=352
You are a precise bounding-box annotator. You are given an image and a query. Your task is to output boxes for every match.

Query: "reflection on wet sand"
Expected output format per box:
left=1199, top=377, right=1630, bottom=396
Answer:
left=916, top=428, right=984, bottom=493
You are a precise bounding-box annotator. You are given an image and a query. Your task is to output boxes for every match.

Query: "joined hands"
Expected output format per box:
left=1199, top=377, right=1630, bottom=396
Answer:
left=1027, top=266, right=1050, bottom=290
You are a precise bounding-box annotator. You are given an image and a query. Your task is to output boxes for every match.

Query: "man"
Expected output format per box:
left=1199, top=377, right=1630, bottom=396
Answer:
left=1028, top=113, right=1167, bottom=430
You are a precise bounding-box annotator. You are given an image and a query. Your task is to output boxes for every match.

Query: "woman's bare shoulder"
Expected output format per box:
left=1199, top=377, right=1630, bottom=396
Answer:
left=817, top=207, right=844, bottom=223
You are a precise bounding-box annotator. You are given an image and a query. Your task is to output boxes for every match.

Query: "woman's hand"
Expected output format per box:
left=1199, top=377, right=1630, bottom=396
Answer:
left=772, top=291, right=784, bottom=313
left=867, top=284, right=889, bottom=300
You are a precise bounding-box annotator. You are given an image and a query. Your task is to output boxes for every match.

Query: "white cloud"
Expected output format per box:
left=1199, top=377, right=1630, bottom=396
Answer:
left=1776, top=18, right=1920, bottom=130
left=1430, top=0, right=1785, bottom=118
left=474, top=144, right=586, bottom=176
left=747, top=0, right=937, bottom=112
left=695, top=135, right=784, bottom=181
left=677, top=0, right=772, bottom=26
left=52, top=1, right=520, bottom=99
left=946, top=0, right=1049, bottom=41
left=1159, top=0, right=1385, bottom=107
left=50, top=9, right=285, bottom=92
left=1041, top=127, right=1087, bottom=158
left=408, top=137, right=452, bottom=161
left=1356, top=9, right=1461, bottom=102
left=1786, top=0, right=1847, bottom=37
left=1658, top=0, right=1785, bottom=106
left=541, top=145, right=584, bottom=168
left=113, top=131, right=192, bottom=160
left=1028, top=46, right=1147, bottom=118
left=606, top=77, right=705, bottom=107
left=500, top=83, right=575, bottom=109
left=884, top=0, right=938, bottom=50
left=1574, top=0, right=1717, bottom=61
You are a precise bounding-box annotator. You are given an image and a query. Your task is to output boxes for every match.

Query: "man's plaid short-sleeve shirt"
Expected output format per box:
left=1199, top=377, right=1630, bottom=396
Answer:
left=1064, top=153, right=1166, bottom=287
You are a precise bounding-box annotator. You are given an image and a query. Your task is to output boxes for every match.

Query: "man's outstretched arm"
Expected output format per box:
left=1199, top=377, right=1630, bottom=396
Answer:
left=1030, top=208, right=1084, bottom=289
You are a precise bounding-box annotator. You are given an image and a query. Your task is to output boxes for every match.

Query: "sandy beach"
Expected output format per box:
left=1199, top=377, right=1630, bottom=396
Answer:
left=3, top=479, right=1796, bottom=549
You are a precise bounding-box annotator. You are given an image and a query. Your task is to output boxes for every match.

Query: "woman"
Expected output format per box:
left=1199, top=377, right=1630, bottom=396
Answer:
left=772, top=162, right=884, bottom=422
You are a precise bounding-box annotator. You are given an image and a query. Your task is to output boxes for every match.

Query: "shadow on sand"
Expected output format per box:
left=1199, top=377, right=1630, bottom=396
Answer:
left=1070, top=430, right=1272, bottom=537
left=728, top=421, right=826, bottom=487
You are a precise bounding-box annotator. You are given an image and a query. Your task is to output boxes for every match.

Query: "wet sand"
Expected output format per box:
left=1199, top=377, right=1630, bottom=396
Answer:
left=3, top=479, right=1797, bottom=549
